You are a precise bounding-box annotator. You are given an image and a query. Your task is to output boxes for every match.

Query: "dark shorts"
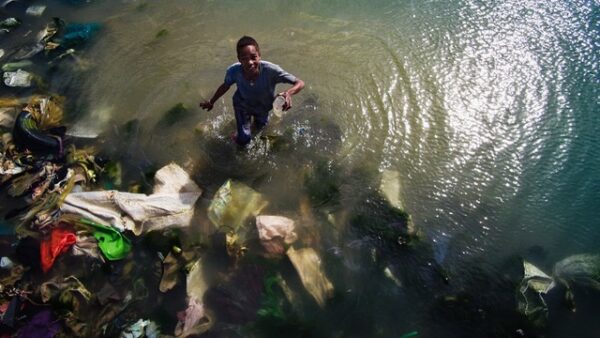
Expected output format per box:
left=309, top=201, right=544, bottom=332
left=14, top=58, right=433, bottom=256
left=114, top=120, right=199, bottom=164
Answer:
left=233, top=100, right=269, bottom=145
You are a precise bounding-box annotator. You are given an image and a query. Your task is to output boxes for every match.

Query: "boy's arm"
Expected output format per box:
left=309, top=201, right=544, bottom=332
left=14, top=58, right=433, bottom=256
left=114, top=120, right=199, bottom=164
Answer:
left=200, top=82, right=231, bottom=111
left=278, top=79, right=305, bottom=111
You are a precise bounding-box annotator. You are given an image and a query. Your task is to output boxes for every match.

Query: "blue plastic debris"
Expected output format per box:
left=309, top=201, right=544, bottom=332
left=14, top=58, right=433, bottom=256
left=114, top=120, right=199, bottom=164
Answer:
left=61, top=23, right=101, bottom=48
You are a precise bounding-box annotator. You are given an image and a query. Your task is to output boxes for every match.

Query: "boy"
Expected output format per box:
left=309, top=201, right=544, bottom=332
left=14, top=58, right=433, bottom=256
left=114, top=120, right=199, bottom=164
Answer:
left=200, top=36, right=305, bottom=145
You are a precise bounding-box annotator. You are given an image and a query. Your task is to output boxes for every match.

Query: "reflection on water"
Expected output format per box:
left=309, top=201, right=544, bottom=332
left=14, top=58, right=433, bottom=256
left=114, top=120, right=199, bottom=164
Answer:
left=6, top=0, right=596, bottom=336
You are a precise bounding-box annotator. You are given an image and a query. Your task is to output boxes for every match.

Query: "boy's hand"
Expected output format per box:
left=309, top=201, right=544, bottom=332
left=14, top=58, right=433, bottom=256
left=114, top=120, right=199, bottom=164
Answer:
left=199, top=101, right=213, bottom=111
left=278, top=91, right=292, bottom=111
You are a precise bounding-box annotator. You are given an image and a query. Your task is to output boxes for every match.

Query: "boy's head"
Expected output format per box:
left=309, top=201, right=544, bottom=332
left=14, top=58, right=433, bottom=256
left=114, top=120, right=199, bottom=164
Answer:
left=237, top=36, right=261, bottom=76
left=236, top=36, right=260, bottom=56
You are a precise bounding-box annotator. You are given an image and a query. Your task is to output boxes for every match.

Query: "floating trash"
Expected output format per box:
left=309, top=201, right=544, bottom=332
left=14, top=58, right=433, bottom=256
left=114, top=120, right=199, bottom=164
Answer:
left=3, top=69, right=33, bottom=87
left=2, top=60, right=34, bottom=72
left=25, top=5, right=46, bottom=16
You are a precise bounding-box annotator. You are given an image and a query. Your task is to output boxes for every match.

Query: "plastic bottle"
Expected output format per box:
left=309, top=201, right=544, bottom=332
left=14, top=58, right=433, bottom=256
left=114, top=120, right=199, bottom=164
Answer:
left=272, top=95, right=285, bottom=118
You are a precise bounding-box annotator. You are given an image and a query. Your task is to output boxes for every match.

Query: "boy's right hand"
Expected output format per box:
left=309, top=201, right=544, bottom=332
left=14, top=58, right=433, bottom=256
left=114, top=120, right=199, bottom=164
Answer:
left=199, top=101, right=213, bottom=111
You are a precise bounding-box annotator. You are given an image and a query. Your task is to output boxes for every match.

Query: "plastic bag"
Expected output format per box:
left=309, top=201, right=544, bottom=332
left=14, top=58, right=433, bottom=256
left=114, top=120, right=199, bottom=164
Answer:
left=82, top=218, right=132, bottom=261
left=208, top=179, right=268, bottom=230
left=40, top=227, right=77, bottom=273
left=517, top=260, right=554, bottom=323
left=256, top=215, right=297, bottom=255
left=287, top=247, right=334, bottom=307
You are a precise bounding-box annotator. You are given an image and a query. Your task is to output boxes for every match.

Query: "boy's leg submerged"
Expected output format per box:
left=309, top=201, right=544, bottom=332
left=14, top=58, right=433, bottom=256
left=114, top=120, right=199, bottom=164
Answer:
left=233, top=104, right=253, bottom=145
left=233, top=101, right=270, bottom=146
left=253, top=111, right=269, bottom=131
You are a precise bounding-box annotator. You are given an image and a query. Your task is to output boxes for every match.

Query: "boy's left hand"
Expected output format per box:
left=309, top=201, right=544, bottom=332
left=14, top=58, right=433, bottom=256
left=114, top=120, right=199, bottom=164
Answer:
left=278, top=91, right=292, bottom=111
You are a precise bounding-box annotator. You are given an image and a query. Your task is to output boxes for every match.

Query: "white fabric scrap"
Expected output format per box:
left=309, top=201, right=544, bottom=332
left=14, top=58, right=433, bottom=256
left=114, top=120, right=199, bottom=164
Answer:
left=61, top=163, right=202, bottom=235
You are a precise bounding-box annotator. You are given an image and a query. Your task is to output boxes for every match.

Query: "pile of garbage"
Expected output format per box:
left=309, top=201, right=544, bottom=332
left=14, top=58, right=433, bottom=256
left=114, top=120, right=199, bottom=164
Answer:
left=0, top=90, right=341, bottom=336
left=0, top=90, right=438, bottom=336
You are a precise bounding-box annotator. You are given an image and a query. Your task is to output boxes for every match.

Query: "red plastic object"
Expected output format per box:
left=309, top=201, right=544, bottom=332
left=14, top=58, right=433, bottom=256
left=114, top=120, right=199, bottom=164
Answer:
left=40, top=227, right=77, bottom=273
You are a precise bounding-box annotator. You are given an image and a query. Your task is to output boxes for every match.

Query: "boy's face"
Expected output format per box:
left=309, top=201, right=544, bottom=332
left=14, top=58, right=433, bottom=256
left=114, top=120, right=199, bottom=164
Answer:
left=238, top=45, right=261, bottom=76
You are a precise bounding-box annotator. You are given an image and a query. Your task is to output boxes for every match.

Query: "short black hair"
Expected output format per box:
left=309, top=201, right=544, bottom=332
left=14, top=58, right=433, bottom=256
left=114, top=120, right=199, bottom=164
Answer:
left=236, top=36, right=260, bottom=55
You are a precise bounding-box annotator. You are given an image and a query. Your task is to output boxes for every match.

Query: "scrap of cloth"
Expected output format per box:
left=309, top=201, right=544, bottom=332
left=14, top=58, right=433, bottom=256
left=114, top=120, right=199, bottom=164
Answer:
left=60, top=163, right=202, bottom=235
